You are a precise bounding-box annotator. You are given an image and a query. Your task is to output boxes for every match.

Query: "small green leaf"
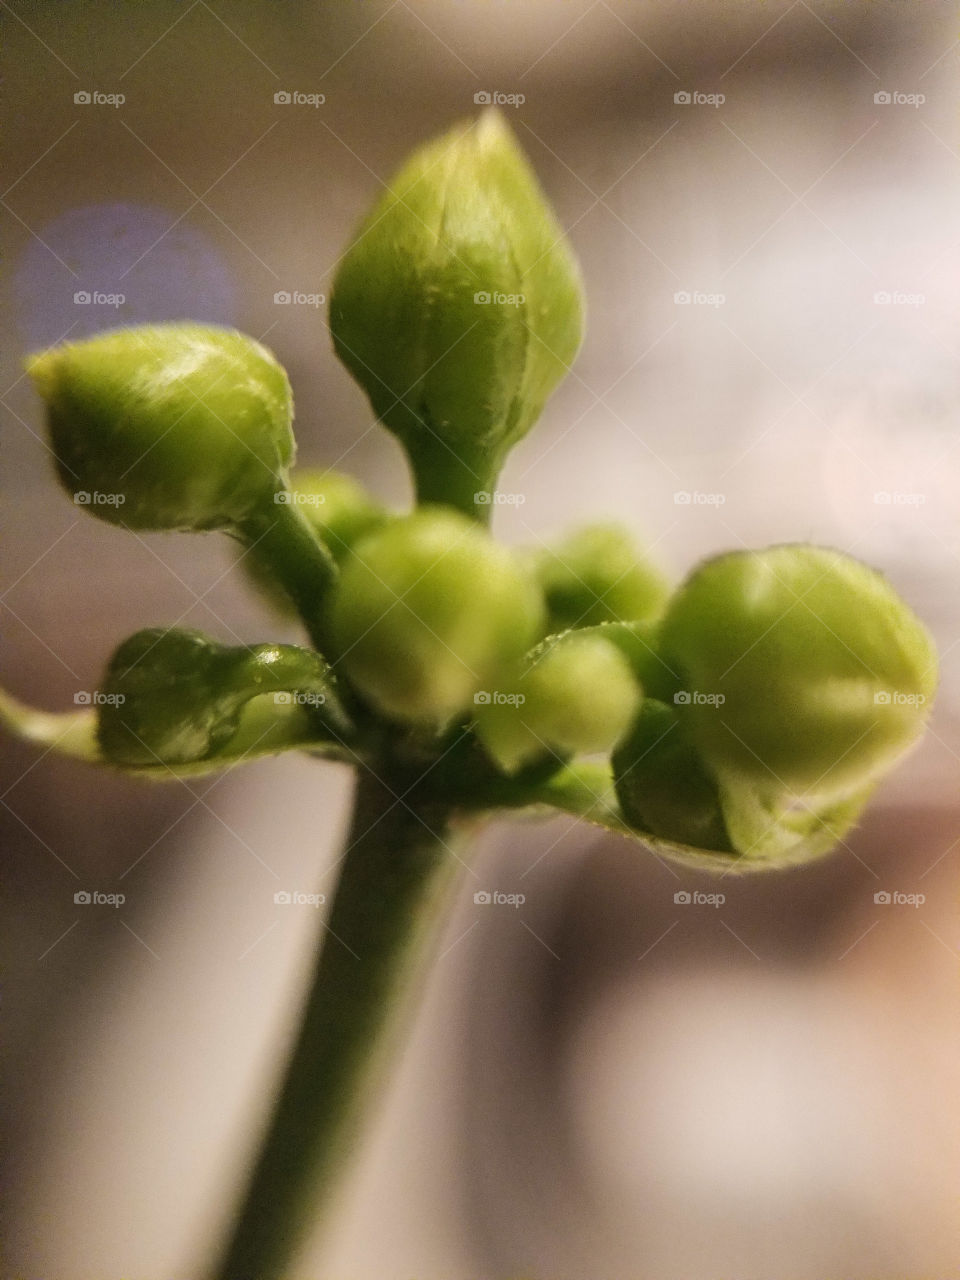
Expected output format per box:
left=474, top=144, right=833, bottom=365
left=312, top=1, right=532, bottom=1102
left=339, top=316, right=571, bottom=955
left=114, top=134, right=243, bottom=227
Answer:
left=0, top=685, right=347, bottom=778
left=98, top=628, right=352, bottom=766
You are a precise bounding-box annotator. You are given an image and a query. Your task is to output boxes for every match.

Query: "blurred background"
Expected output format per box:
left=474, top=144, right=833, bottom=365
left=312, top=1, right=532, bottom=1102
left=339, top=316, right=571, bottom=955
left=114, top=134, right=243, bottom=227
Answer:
left=3, top=2, right=960, bottom=1277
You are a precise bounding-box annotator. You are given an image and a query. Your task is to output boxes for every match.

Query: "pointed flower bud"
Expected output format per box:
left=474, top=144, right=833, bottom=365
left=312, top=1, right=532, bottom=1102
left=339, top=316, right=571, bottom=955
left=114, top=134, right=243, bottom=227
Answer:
left=331, top=110, right=584, bottom=516
left=27, top=324, right=294, bottom=531
left=98, top=628, right=347, bottom=766
left=328, top=506, right=544, bottom=724
left=533, top=523, right=670, bottom=630
left=473, top=629, right=642, bottom=774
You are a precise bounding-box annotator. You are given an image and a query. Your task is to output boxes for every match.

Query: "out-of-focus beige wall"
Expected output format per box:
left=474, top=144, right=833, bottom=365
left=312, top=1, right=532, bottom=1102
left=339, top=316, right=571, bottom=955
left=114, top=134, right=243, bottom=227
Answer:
left=3, top=4, right=959, bottom=1278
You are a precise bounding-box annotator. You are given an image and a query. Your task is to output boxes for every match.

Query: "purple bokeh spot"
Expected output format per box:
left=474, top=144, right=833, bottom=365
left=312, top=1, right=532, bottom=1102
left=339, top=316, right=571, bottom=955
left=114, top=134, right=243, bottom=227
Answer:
left=14, top=203, right=238, bottom=349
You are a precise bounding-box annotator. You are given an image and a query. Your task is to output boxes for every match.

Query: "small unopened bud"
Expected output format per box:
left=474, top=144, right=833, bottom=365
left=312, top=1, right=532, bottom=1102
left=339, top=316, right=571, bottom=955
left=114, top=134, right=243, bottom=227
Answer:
left=658, top=545, right=936, bottom=797
left=331, top=111, right=584, bottom=516
left=328, top=507, right=544, bottom=723
left=27, top=324, right=294, bottom=531
left=474, top=631, right=642, bottom=773
left=533, top=523, right=670, bottom=630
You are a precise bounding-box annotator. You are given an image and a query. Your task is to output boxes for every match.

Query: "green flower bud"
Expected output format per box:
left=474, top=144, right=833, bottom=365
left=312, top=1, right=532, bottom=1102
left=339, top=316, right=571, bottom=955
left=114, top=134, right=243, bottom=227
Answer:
left=241, top=468, right=389, bottom=615
left=658, top=545, right=937, bottom=798
left=533, top=523, right=670, bottom=630
left=331, top=110, right=584, bottom=516
left=98, top=628, right=347, bottom=766
left=474, top=630, right=642, bottom=773
left=27, top=324, right=294, bottom=531
left=612, top=699, right=733, bottom=853
left=328, top=506, right=544, bottom=724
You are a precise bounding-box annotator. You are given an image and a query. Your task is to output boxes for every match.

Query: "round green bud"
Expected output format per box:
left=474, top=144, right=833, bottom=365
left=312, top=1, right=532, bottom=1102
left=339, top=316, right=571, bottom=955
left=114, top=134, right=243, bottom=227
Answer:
left=658, top=545, right=937, bottom=798
left=533, top=523, right=670, bottom=630
left=27, top=323, right=294, bottom=532
left=331, top=110, right=584, bottom=515
left=474, top=631, right=642, bottom=773
left=328, top=506, right=544, bottom=724
left=612, top=699, right=732, bottom=852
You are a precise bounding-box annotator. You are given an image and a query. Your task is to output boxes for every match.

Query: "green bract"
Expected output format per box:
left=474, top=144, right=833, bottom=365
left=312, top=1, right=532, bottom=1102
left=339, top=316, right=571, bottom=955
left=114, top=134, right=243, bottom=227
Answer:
left=328, top=506, right=544, bottom=724
left=474, top=630, right=642, bottom=773
left=98, top=628, right=348, bottom=766
left=27, top=324, right=294, bottom=531
left=612, top=700, right=732, bottom=853
left=533, top=523, right=670, bottom=630
left=330, top=110, right=584, bottom=517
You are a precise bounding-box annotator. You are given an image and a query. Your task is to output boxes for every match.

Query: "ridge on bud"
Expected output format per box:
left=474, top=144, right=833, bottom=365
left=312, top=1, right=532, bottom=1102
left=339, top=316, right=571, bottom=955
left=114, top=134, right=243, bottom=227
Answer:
left=330, top=110, right=584, bottom=518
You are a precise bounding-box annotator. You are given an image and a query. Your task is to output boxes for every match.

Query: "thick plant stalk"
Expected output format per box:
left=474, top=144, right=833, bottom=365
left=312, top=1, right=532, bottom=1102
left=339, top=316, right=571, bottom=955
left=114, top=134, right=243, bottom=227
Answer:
left=208, top=764, right=463, bottom=1280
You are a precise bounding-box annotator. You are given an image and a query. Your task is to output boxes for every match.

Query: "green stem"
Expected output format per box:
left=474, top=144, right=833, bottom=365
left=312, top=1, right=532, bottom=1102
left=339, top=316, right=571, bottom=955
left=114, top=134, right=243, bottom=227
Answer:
left=239, top=501, right=338, bottom=651
left=207, top=763, right=463, bottom=1280
left=404, top=438, right=500, bottom=525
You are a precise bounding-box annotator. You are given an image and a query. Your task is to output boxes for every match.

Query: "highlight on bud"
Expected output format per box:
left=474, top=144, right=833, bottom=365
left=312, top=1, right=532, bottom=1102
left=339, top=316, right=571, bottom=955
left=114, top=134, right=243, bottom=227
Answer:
left=27, top=324, right=295, bottom=532
left=330, top=110, right=584, bottom=515
left=98, top=628, right=346, bottom=766
left=533, top=523, right=670, bottom=631
left=328, top=506, right=544, bottom=724
left=473, top=629, right=642, bottom=774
